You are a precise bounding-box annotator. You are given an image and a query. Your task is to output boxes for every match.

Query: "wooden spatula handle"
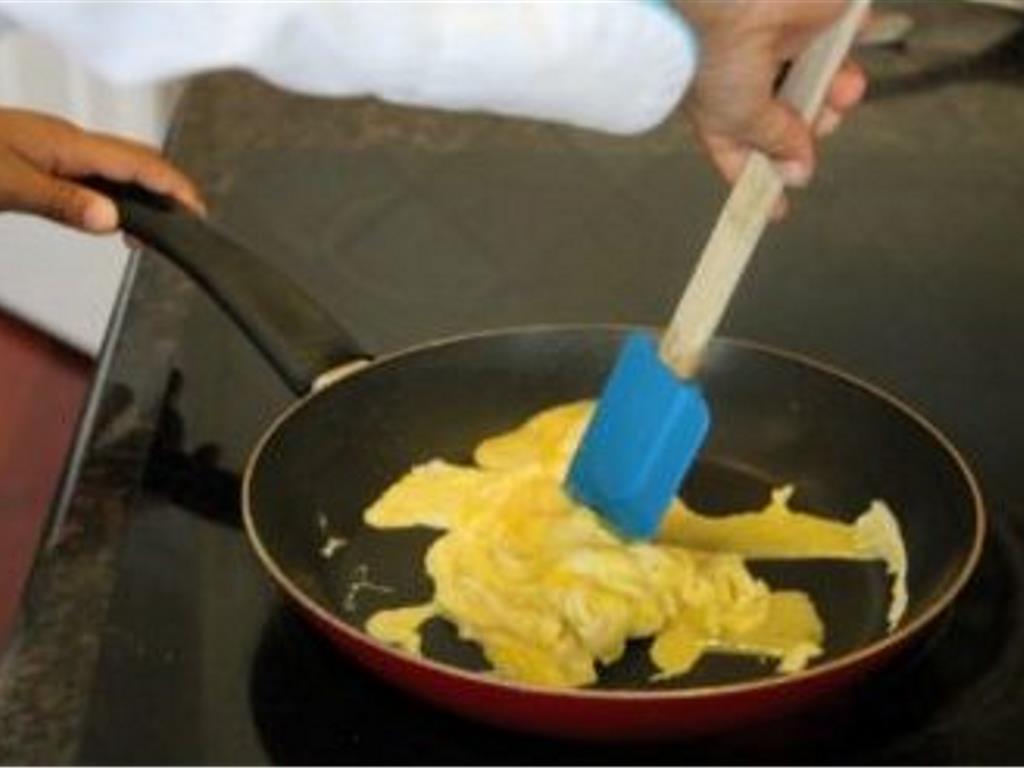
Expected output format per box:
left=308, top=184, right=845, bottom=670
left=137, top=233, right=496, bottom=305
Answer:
left=659, top=0, right=871, bottom=377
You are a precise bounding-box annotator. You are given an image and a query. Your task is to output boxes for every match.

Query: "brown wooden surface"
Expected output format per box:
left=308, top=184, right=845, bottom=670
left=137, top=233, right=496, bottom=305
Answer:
left=0, top=309, right=91, bottom=650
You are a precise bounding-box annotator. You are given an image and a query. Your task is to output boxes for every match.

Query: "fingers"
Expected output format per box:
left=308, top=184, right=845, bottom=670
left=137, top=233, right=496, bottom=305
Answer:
left=52, top=128, right=205, bottom=215
left=739, top=55, right=867, bottom=170
left=815, top=107, right=842, bottom=138
left=815, top=59, right=867, bottom=138
left=0, top=109, right=205, bottom=234
left=827, top=59, right=868, bottom=113
left=744, top=99, right=816, bottom=186
left=91, top=131, right=206, bottom=214
left=679, top=1, right=870, bottom=224
left=0, top=152, right=118, bottom=232
left=701, top=132, right=748, bottom=186
left=699, top=131, right=789, bottom=221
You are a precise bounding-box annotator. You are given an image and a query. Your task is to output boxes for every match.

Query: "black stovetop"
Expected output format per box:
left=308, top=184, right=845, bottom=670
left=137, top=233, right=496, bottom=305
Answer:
left=50, top=6, right=1024, bottom=763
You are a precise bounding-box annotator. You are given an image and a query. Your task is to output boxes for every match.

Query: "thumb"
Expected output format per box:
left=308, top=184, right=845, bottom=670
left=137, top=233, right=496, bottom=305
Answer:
left=746, top=100, right=816, bottom=187
left=14, top=167, right=118, bottom=233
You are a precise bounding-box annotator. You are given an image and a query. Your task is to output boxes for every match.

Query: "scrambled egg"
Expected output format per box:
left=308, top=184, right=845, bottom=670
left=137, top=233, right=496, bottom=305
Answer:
left=363, top=402, right=907, bottom=688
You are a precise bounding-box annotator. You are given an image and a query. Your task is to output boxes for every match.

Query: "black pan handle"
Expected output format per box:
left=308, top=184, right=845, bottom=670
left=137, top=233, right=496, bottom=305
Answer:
left=86, top=178, right=367, bottom=395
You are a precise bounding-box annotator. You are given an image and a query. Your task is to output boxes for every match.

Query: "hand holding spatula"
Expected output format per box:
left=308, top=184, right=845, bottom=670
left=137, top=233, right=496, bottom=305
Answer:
left=567, top=0, right=872, bottom=538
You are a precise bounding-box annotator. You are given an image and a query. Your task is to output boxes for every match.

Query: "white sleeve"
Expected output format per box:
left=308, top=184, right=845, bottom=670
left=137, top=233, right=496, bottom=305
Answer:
left=0, top=1, right=697, bottom=135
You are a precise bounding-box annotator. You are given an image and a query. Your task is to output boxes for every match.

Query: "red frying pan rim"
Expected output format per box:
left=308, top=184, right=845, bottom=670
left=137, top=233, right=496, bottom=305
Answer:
left=241, top=323, right=986, bottom=701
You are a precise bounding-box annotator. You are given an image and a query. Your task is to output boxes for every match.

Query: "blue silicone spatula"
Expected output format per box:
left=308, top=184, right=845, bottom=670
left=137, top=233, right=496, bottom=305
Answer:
left=567, top=0, right=871, bottom=539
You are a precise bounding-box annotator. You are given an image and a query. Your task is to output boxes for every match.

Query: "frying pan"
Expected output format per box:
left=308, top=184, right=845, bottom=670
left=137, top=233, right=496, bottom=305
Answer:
left=96, top=181, right=985, bottom=741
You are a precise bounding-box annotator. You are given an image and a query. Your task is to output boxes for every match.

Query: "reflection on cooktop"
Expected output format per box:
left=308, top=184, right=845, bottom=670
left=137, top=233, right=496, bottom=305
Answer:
left=144, top=369, right=243, bottom=529
left=246, top=514, right=1023, bottom=764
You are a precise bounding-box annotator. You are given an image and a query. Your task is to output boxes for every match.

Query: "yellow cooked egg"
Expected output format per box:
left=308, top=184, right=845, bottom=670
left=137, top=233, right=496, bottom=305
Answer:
left=363, top=402, right=907, bottom=688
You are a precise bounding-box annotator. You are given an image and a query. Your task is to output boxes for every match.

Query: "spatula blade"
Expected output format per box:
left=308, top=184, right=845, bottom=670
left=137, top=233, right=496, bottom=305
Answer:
left=566, top=332, right=710, bottom=538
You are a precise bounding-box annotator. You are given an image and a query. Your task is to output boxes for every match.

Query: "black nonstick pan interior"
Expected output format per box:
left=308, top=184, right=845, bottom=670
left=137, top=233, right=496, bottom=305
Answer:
left=247, top=326, right=982, bottom=691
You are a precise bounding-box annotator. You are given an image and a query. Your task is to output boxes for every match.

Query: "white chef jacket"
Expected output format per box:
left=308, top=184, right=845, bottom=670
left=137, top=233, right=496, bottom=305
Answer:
left=0, top=1, right=697, bottom=135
